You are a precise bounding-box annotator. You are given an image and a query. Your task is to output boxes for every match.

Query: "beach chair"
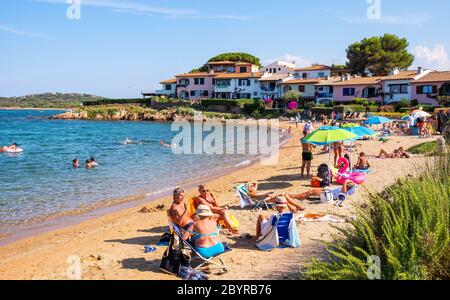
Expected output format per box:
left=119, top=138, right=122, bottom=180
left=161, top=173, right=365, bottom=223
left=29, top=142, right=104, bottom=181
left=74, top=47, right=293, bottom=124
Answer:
left=256, top=212, right=301, bottom=251
left=235, top=184, right=273, bottom=211
left=167, top=216, right=232, bottom=274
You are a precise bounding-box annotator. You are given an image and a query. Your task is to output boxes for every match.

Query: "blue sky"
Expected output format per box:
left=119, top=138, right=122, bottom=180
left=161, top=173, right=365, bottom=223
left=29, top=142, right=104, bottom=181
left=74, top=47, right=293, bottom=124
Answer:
left=1, top=0, right=450, bottom=98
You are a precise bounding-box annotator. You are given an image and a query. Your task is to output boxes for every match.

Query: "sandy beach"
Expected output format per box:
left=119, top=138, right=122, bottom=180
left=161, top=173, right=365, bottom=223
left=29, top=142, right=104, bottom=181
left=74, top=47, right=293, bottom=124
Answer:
left=0, top=123, right=437, bottom=280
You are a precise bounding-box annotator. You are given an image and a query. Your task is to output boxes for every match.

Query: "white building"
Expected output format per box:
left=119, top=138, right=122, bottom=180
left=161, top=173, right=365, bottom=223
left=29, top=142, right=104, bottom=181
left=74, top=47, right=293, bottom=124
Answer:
left=294, top=64, right=332, bottom=79
left=261, top=61, right=296, bottom=75
left=382, top=67, right=431, bottom=103
left=155, top=78, right=177, bottom=98
left=213, top=72, right=265, bottom=99
left=258, top=74, right=294, bottom=100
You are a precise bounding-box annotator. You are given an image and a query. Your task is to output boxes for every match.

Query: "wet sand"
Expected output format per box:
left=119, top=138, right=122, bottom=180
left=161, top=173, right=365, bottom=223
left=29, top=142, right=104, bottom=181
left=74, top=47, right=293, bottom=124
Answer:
left=0, top=123, right=437, bottom=280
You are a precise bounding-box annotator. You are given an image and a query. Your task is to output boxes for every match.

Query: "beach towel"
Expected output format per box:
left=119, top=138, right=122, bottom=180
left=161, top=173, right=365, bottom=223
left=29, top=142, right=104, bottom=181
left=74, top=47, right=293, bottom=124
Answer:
left=353, top=169, right=372, bottom=173
left=296, top=213, right=346, bottom=223
left=256, top=213, right=301, bottom=251
left=218, top=213, right=240, bottom=229
left=236, top=185, right=252, bottom=208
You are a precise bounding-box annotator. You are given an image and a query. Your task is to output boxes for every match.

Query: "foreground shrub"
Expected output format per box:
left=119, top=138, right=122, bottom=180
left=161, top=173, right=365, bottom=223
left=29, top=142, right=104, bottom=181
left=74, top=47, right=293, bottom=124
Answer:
left=303, top=153, right=450, bottom=280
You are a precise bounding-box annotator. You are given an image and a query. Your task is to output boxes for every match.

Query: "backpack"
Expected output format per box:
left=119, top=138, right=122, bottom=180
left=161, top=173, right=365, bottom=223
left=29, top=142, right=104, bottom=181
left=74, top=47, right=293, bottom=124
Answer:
left=160, top=233, right=191, bottom=276
left=317, top=164, right=329, bottom=179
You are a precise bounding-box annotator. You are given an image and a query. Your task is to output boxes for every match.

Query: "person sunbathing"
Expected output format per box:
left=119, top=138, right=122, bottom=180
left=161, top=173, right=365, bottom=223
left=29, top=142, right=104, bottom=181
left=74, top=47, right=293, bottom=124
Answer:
left=354, top=152, right=370, bottom=170
left=253, top=196, right=289, bottom=241
left=246, top=181, right=273, bottom=198
left=196, top=185, right=238, bottom=234
left=187, top=205, right=225, bottom=259
left=288, top=180, right=357, bottom=203
left=169, top=188, right=194, bottom=239
left=377, top=147, right=410, bottom=159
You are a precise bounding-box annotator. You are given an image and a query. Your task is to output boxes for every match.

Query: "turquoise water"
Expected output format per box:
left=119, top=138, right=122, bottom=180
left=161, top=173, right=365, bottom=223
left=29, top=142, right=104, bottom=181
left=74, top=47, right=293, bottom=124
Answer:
left=0, top=110, right=273, bottom=236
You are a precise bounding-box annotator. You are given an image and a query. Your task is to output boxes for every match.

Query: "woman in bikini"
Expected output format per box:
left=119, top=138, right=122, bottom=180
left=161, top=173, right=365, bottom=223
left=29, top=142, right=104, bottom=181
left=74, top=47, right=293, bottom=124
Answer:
left=196, top=185, right=238, bottom=234
left=354, top=152, right=370, bottom=170
left=186, top=205, right=225, bottom=259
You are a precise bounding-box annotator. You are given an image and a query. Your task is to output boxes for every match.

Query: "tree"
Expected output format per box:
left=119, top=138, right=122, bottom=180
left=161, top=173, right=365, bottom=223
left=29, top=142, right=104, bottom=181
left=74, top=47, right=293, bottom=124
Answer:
left=346, top=34, right=414, bottom=76
left=207, top=52, right=261, bottom=66
left=282, top=90, right=301, bottom=103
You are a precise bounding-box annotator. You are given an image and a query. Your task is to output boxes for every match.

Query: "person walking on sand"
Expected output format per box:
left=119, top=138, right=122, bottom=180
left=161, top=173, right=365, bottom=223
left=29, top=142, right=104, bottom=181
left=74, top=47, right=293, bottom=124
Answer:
left=301, top=133, right=315, bottom=177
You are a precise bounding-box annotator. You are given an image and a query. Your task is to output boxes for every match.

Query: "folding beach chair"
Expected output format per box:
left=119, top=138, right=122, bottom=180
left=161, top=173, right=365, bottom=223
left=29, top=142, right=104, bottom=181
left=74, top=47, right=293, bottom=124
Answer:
left=256, top=212, right=301, bottom=251
left=235, top=184, right=273, bottom=211
left=167, top=212, right=232, bottom=274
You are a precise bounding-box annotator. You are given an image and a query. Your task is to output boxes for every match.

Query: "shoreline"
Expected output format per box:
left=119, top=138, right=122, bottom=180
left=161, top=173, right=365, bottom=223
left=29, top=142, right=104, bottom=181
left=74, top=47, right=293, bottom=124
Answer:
left=0, top=125, right=437, bottom=279
left=0, top=125, right=292, bottom=247
left=0, top=107, right=71, bottom=111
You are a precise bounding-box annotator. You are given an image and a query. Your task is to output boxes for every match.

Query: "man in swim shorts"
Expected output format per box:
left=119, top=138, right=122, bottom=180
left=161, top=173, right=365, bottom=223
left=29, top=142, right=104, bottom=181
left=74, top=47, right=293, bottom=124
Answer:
left=169, top=188, right=194, bottom=239
left=301, top=133, right=315, bottom=177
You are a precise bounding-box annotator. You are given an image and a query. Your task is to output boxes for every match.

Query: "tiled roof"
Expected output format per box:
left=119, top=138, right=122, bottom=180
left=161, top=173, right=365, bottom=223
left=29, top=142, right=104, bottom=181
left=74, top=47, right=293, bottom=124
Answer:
left=258, top=74, right=290, bottom=82
left=332, top=76, right=384, bottom=86
left=382, top=70, right=420, bottom=81
left=160, top=78, right=177, bottom=84
left=314, top=76, right=342, bottom=86
left=281, top=78, right=323, bottom=85
left=413, top=71, right=450, bottom=83
left=295, top=64, right=331, bottom=71
left=175, top=72, right=218, bottom=78
left=214, top=72, right=263, bottom=79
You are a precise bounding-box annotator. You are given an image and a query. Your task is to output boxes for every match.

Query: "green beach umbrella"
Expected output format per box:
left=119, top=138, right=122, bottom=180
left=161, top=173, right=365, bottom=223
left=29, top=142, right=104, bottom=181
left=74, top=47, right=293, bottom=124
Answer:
left=303, top=126, right=358, bottom=146
left=342, top=123, right=359, bottom=128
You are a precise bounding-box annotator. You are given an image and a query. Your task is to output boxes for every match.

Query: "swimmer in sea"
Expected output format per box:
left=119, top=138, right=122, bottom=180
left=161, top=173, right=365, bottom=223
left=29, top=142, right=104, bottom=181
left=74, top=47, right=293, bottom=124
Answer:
left=89, top=157, right=98, bottom=167
left=1, top=143, right=18, bottom=152
left=160, top=140, right=171, bottom=148
left=72, top=159, right=79, bottom=168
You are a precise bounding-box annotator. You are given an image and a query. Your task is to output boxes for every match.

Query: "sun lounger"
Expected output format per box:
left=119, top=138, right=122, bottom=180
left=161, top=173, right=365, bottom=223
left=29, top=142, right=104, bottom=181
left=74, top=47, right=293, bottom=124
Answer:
left=235, top=184, right=273, bottom=211
left=167, top=212, right=231, bottom=274
left=256, top=212, right=301, bottom=251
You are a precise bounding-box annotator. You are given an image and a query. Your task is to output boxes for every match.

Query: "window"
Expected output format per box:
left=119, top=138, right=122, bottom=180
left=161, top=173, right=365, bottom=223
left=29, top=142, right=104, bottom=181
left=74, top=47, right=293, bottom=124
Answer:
left=318, top=72, right=325, bottom=78
left=390, top=84, right=408, bottom=94
left=302, top=73, right=308, bottom=79
left=364, top=87, right=376, bottom=98
left=240, top=67, right=247, bottom=73
left=278, top=68, right=281, bottom=71
left=190, top=91, right=196, bottom=96
left=254, top=79, right=258, bottom=84
left=417, top=85, right=437, bottom=94
left=201, top=91, right=208, bottom=97
left=238, top=79, right=250, bottom=86
left=298, top=85, right=305, bottom=93
left=179, top=79, right=189, bottom=86
left=253, top=92, right=257, bottom=96
left=165, top=84, right=172, bottom=91
left=194, top=78, right=204, bottom=85
left=343, top=88, right=355, bottom=96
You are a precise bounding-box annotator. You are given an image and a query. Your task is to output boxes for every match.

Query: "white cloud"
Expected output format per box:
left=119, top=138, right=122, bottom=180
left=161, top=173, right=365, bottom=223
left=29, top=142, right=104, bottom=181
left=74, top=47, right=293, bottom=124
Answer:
left=414, top=45, right=450, bottom=70
left=262, top=54, right=312, bottom=67
left=0, top=24, right=50, bottom=39
left=36, top=0, right=249, bottom=20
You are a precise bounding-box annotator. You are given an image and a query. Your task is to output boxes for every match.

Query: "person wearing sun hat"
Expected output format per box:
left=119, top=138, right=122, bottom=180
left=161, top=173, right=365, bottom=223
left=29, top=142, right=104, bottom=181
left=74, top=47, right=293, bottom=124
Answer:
left=253, top=196, right=289, bottom=241
left=188, top=205, right=225, bottom=259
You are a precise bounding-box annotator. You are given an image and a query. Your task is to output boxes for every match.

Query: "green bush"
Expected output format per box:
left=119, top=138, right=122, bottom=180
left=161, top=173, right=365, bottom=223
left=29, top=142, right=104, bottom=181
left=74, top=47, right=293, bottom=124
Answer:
left=394, top=98, right=410, bottom=112
left=243, top=100, right=265, bottom=116
left=200, top=99, right=254, bottom=108
left=353, top=98, right=369, bottom=106
left=83, top=98, right=150, bottom=106
left=407, top=142, right=438, bottom=155
left=303, top=152, right=450, bottom=280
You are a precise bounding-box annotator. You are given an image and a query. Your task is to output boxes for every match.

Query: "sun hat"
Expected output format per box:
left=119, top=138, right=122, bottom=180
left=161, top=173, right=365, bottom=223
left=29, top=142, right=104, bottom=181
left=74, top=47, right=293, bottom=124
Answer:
left=275, top=196, right=288, bottom=207
left=196, top=204, right=214, bottom=217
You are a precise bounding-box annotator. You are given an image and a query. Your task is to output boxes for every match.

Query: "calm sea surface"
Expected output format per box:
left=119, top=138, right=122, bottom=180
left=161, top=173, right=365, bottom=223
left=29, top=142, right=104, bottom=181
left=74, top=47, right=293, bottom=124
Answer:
left=0, top=110, right=282, bottom=237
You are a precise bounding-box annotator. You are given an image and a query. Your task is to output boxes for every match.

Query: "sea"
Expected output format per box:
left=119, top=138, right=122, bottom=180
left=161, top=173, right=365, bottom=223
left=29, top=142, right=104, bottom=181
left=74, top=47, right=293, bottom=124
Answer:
left=0, top=109, right=287, bottom=240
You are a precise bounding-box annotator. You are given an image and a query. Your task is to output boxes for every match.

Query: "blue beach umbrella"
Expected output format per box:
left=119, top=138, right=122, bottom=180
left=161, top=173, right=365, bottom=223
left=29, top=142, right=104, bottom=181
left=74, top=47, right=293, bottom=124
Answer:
left=401, top=115, right=410, bottom=121
left=363, top=116, right=393, bottom=125
left=343, top=126, right=378, bottom=137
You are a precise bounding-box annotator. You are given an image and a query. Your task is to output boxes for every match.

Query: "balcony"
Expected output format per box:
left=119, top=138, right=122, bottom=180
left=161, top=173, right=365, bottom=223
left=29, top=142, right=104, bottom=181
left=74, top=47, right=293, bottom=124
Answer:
left=215, top=86, right=232, bottom=92
left=316, top=92, right=333, bottom=98
left=155, top=89, right=174, bottom=95
left=260, top=86, right=276, bottom=92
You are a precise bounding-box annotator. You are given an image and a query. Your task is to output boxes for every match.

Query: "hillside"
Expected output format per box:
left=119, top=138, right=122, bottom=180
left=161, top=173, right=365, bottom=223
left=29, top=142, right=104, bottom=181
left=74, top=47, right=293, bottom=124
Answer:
left=0, top=93, right=105, bottom=109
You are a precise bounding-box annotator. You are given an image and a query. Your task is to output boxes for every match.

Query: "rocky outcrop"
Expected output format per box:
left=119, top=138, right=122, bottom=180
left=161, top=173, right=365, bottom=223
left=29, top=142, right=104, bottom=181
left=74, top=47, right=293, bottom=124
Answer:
left=50, top=107, right=230, bottom=122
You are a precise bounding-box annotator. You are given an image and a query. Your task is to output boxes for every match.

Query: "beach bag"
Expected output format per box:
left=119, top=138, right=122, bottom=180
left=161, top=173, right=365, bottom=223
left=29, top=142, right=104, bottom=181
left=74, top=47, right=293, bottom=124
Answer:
left=320, top=190, right=333, bottom=203
left=160, top=233, right=191, bottom=276
left=311, top=177, right=321, bottom=188
left=219, top=213, right=240, bottom=230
